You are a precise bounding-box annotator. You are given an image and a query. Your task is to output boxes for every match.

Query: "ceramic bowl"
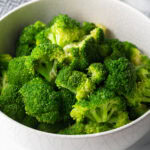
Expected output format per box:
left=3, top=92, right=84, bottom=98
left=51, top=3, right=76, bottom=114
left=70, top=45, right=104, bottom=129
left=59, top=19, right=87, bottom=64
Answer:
left=0, top=0, right=150, bottom=150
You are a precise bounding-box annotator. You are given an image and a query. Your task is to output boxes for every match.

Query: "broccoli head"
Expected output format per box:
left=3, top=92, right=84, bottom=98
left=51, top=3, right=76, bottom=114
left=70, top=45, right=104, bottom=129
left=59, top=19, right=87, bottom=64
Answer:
left=105, top=57, right=136, bottom=95
left=71, top=88, right=127, bottom=125
left=7, top=56, right=35, bottom=86
left=48, top=14, right=85, bottom=47
left=16, top=21, right=46, bottom=57
left=59, top=123, right=85, bottom=135
left=31, top=43, right=65, bottom=82
left=56, top=67, right=95, bottom=100
left=88, top=63, right=106, bottom=84
left=20, top=77, right=61, bottom=124
left=63, top=27, right=104, bottom=70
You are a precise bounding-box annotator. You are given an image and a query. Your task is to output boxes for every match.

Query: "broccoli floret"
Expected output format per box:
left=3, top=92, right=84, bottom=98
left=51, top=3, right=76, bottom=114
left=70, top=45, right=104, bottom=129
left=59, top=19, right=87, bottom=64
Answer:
left=109, top=111, right=130, bottom=128
left=38, top=122, right=65, bottom=133
left=35, top=28, right=51, bottom=46
left=31, top=43, right=65, bottom=82
left=63, top=27, right=104, bottom=70
left=2, top=104, right=25, bottom=122
left=20, top=77, right=61, bottom=124
left=123, top=42, right=142, bottom=65
left=60, top=89, right=76, bottom=122
left=16, top=21, right=46, bottom=57
left=82, top=22, right=96, bottom=34
left=59, top=123, right=85, bottom=135
left=7, top=56, right=35, bottom=86
left=88, top=63, right=106, bottom=84
left=85, top=122, right=112, bottom=134
left=22, top=116, right=39, bottom=129
left=0, top=84, right=22, bottom=107
left=105, top=57, right=136, bottom=95
left=71, top=89, right=126, bottom=124
left=48, top=14, right=85, bottom=47
left=56, top=67, right=95, bottom=100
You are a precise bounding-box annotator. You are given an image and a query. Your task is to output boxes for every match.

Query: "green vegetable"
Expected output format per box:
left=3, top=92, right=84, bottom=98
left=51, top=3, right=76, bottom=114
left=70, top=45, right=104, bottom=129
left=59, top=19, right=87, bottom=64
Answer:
left=0, top=14, right=149, bottom=135
left=19, top=77, right=61, bottom=124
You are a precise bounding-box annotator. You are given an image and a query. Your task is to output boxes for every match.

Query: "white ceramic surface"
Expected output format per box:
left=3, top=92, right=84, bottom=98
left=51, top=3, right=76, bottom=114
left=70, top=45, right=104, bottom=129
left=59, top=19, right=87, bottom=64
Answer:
left=0, top=0, right=150, bottom=150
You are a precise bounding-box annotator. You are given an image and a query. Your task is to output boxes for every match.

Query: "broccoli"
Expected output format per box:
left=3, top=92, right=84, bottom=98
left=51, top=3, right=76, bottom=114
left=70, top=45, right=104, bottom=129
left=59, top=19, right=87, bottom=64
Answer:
left=7, top=56, right=35, bottom=86
left=88, top=63, right=106, bottom=84
left=22, top=116, right=39, bottom=129
left=71, top=88, right=127, bottom=126
left=85, top=122, right=112, bottom=134
left=48, top=14, right=85, bottom=47
left=123, top=42, right=142, bottom=65
left=105, top=57, right=136, bottom=95
left=0, top=54, right=12, bottom=71
left=20, top=77, right=61, bottom=124
left=16, top=21, right=47, bottom=57
left=60, top=89, right=76, bottom=122
left=0, top=84, right=22, bottom=107
left=35, top=28, right=51, bottom=46
left=56, top=67, right=95, bottom=100
left=59, top=123, right=85, bottom=135
left=63, top=27, right=104, bottom=70
left=38, top=122, right=65, bottom=133
left=2, top=104, right=25, bottom=122
left=82, top=22, right=96, bottom=34
left=31, top=43, right=65, bottom=82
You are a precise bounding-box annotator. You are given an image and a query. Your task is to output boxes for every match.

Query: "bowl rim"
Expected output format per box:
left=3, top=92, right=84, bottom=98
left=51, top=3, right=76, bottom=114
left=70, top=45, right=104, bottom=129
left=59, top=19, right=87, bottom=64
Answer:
left=0, top=0, right=150, bottom=138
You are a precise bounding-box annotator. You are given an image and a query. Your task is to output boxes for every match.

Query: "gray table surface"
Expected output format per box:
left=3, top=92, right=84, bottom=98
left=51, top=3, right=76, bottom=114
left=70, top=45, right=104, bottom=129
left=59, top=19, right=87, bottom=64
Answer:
left=0, top=0, right=150, bottom=150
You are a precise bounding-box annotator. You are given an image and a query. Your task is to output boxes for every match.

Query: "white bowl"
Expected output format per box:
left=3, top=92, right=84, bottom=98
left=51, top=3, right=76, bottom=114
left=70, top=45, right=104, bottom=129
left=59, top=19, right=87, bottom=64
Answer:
left=0, top=0, right=150, bottom=150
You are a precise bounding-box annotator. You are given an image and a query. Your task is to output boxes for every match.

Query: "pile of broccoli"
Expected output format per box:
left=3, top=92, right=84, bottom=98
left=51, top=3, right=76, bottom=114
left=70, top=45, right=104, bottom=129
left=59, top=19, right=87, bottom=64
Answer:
left=0, top=14, right=150, bottom=135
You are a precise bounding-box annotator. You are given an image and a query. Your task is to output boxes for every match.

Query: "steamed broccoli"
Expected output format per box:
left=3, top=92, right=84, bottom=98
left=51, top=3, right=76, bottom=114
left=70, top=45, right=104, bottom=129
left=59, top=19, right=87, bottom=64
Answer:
left=48, top=14, right=85, bottom=47
left=105, top=57, right=136, bottom=95
left=31, top=43, right=65, bottom=82
left=2, top=104, right=25, bottom=122
left=20, top=77, right=61, bottom=124
left=16, top=21, right=47, bottom=57
left=0, top=14, right=149, bottom=135
left=63, top=27, right=104, bottom=70
left=56, top=67, right=95, bottom=100
left=71, top=89, right=128, bottom=126
left=88, top=63, right=106, bottom=84
left=7, top=56, right=35, bottom=86
left=38, top=122, right=65, bottom=133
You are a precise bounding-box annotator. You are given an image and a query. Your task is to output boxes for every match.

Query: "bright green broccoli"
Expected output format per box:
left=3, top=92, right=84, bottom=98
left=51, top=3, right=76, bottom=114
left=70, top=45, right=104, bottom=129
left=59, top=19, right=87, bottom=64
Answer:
left=71, top=88, right=128, bottom=126
left=31, top=43, right=65, bottom=82
left=63, top=27, right=104, bottom=70
left=16, top=21, right=47, bottom=57
left=7, top=56, right=35, bottom=86
left=105, top=57, right=136, bottom=95
left=56, top=67, right=95, bottom=100
left=84, top=122, right=112, bottom=134
left=48, top=14, right=85, bottom=47
left=19, top=77, right=61, bottom=124
left=82, top=22, right=96, bottom=34
left=59, top=123, right=85, bottom=135
left=88, top=63, right=106, bottom=84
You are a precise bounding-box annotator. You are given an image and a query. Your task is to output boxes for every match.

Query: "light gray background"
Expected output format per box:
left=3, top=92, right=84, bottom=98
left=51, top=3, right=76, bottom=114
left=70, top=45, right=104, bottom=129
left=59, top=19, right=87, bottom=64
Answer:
left=0, top=0, right=150, bottom=149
